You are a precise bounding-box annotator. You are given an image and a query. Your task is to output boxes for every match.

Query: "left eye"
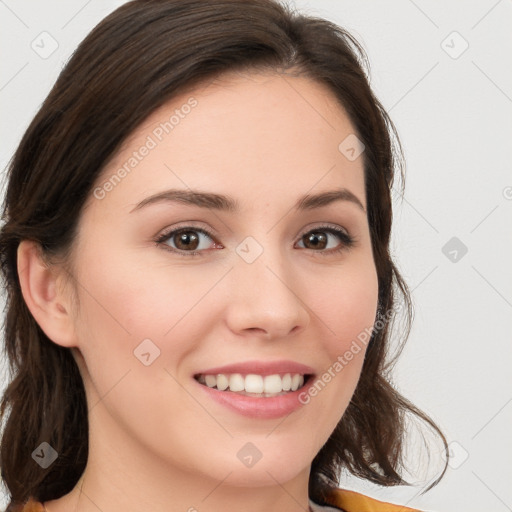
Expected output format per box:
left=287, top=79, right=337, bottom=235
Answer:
left=296, top=228, right=352, bottom=251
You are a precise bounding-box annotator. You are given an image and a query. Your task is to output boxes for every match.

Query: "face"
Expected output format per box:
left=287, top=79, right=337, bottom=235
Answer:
left=66, top=70, right=378, bottom=486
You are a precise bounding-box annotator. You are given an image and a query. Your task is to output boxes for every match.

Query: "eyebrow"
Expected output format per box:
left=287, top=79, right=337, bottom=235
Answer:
left=129, top=187, right=366, bottom=214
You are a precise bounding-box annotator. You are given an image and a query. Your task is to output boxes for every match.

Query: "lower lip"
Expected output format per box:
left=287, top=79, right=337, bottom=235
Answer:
left=194, top=376, right=314, bottom=419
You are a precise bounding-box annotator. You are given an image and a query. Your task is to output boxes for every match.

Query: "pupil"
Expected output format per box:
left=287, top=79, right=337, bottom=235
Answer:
left=177, top=231, right=198, bottom=250
left=307, top=232, right=326, bottom=249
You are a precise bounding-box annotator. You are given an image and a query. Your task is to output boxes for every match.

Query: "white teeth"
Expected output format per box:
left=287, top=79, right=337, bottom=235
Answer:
left=229, top=373, right=245, bottom=392
left=205, top=375, right=217, bottom=388
left=291, top=374, right=302, bottom=391
left=245, top=374, right=264, bottom=393
left=263, top=374, right=282, bottom=394
left=196, top=372, right=308, bottom=395
left=282, top=373, right=292, bottom=391
left=216, top=374, right=229, bottom=391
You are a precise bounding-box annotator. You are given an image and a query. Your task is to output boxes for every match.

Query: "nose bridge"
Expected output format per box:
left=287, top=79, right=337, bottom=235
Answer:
left=226, top=234, right=310, bottom=337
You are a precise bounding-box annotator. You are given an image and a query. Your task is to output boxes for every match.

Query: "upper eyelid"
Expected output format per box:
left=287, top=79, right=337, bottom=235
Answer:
left=158, top=222, right=351, bottom=239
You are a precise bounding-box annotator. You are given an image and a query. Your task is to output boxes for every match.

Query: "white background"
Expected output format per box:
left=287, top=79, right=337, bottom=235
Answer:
left=1, top=1, right=511, bottom=511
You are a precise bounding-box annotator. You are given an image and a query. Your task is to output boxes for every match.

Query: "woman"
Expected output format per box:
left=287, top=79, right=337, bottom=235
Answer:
left=0, top=1, right=448, bottom=511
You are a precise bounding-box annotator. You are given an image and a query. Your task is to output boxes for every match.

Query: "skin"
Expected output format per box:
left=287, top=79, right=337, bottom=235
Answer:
left=18, top=70, right=379, bottom=512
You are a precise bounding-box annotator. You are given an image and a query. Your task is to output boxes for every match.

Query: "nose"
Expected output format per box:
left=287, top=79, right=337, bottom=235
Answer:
left=224, top=246, right=310, bottom=340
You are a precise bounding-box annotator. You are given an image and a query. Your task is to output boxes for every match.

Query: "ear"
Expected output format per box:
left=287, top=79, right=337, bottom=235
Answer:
left=17, top=240, right=78, bottom=348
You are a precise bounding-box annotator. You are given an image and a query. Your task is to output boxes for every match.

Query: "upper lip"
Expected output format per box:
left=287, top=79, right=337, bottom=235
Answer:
left=194, top=360, right=315, bottom=377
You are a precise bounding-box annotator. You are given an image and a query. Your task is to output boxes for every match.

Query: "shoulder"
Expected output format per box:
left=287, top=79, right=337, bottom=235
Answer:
left=6, top=497, right=45, bottom=512
left=316, top=487, right=421, bottom=512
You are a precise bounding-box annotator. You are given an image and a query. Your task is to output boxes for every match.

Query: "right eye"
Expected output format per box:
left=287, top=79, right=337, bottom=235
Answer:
left=155, top=226, right=221, bottom=256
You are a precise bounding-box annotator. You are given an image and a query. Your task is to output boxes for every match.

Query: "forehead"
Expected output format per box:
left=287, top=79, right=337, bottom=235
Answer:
left=88, top=70, right=366, bottom=217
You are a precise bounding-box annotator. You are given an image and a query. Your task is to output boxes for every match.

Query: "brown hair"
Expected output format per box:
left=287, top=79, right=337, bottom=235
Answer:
left=0, top=0, right=448, bottom=508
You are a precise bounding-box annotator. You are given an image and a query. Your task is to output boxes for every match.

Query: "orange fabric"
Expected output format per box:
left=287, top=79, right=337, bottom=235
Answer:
left=15, top=488, right=420, bottom=512
left=325, top=487, right=420, bottom=511
left=8, top=497, right=44, bottom=512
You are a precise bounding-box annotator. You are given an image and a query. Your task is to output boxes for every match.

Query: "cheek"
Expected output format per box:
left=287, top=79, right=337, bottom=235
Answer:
left=70, top=253, right=212, bottom=453
left=74, top=240, right=221, bottom=342
left=307, top=256, right=378, bottom=406
left=71, top=246, right=229, bottom=408
left=318, top=257, right=379, bottom=349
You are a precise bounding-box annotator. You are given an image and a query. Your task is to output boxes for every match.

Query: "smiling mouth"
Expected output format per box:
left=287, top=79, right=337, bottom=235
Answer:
left=194, top=372, right=313, bottom=397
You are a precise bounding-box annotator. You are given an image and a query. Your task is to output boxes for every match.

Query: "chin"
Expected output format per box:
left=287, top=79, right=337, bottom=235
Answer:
left=207, top=444, right=312, bottom=488
left=223, top=463, right=309, bottom=488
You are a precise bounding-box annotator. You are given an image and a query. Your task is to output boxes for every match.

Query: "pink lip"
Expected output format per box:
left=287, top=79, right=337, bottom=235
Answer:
left=194, top=359, right=315, bottom=377
left=194, top=379, right=314, bottom=419
left=192, top=360, right=316, bottom=419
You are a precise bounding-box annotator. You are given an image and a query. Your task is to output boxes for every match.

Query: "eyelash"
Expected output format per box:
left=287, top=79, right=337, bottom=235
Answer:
left=155, top=224, right=356, bottom=257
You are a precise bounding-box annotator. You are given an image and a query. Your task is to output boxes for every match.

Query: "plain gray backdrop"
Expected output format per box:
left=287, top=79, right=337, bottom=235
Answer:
left=1, top=1, right=511, bottom=511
